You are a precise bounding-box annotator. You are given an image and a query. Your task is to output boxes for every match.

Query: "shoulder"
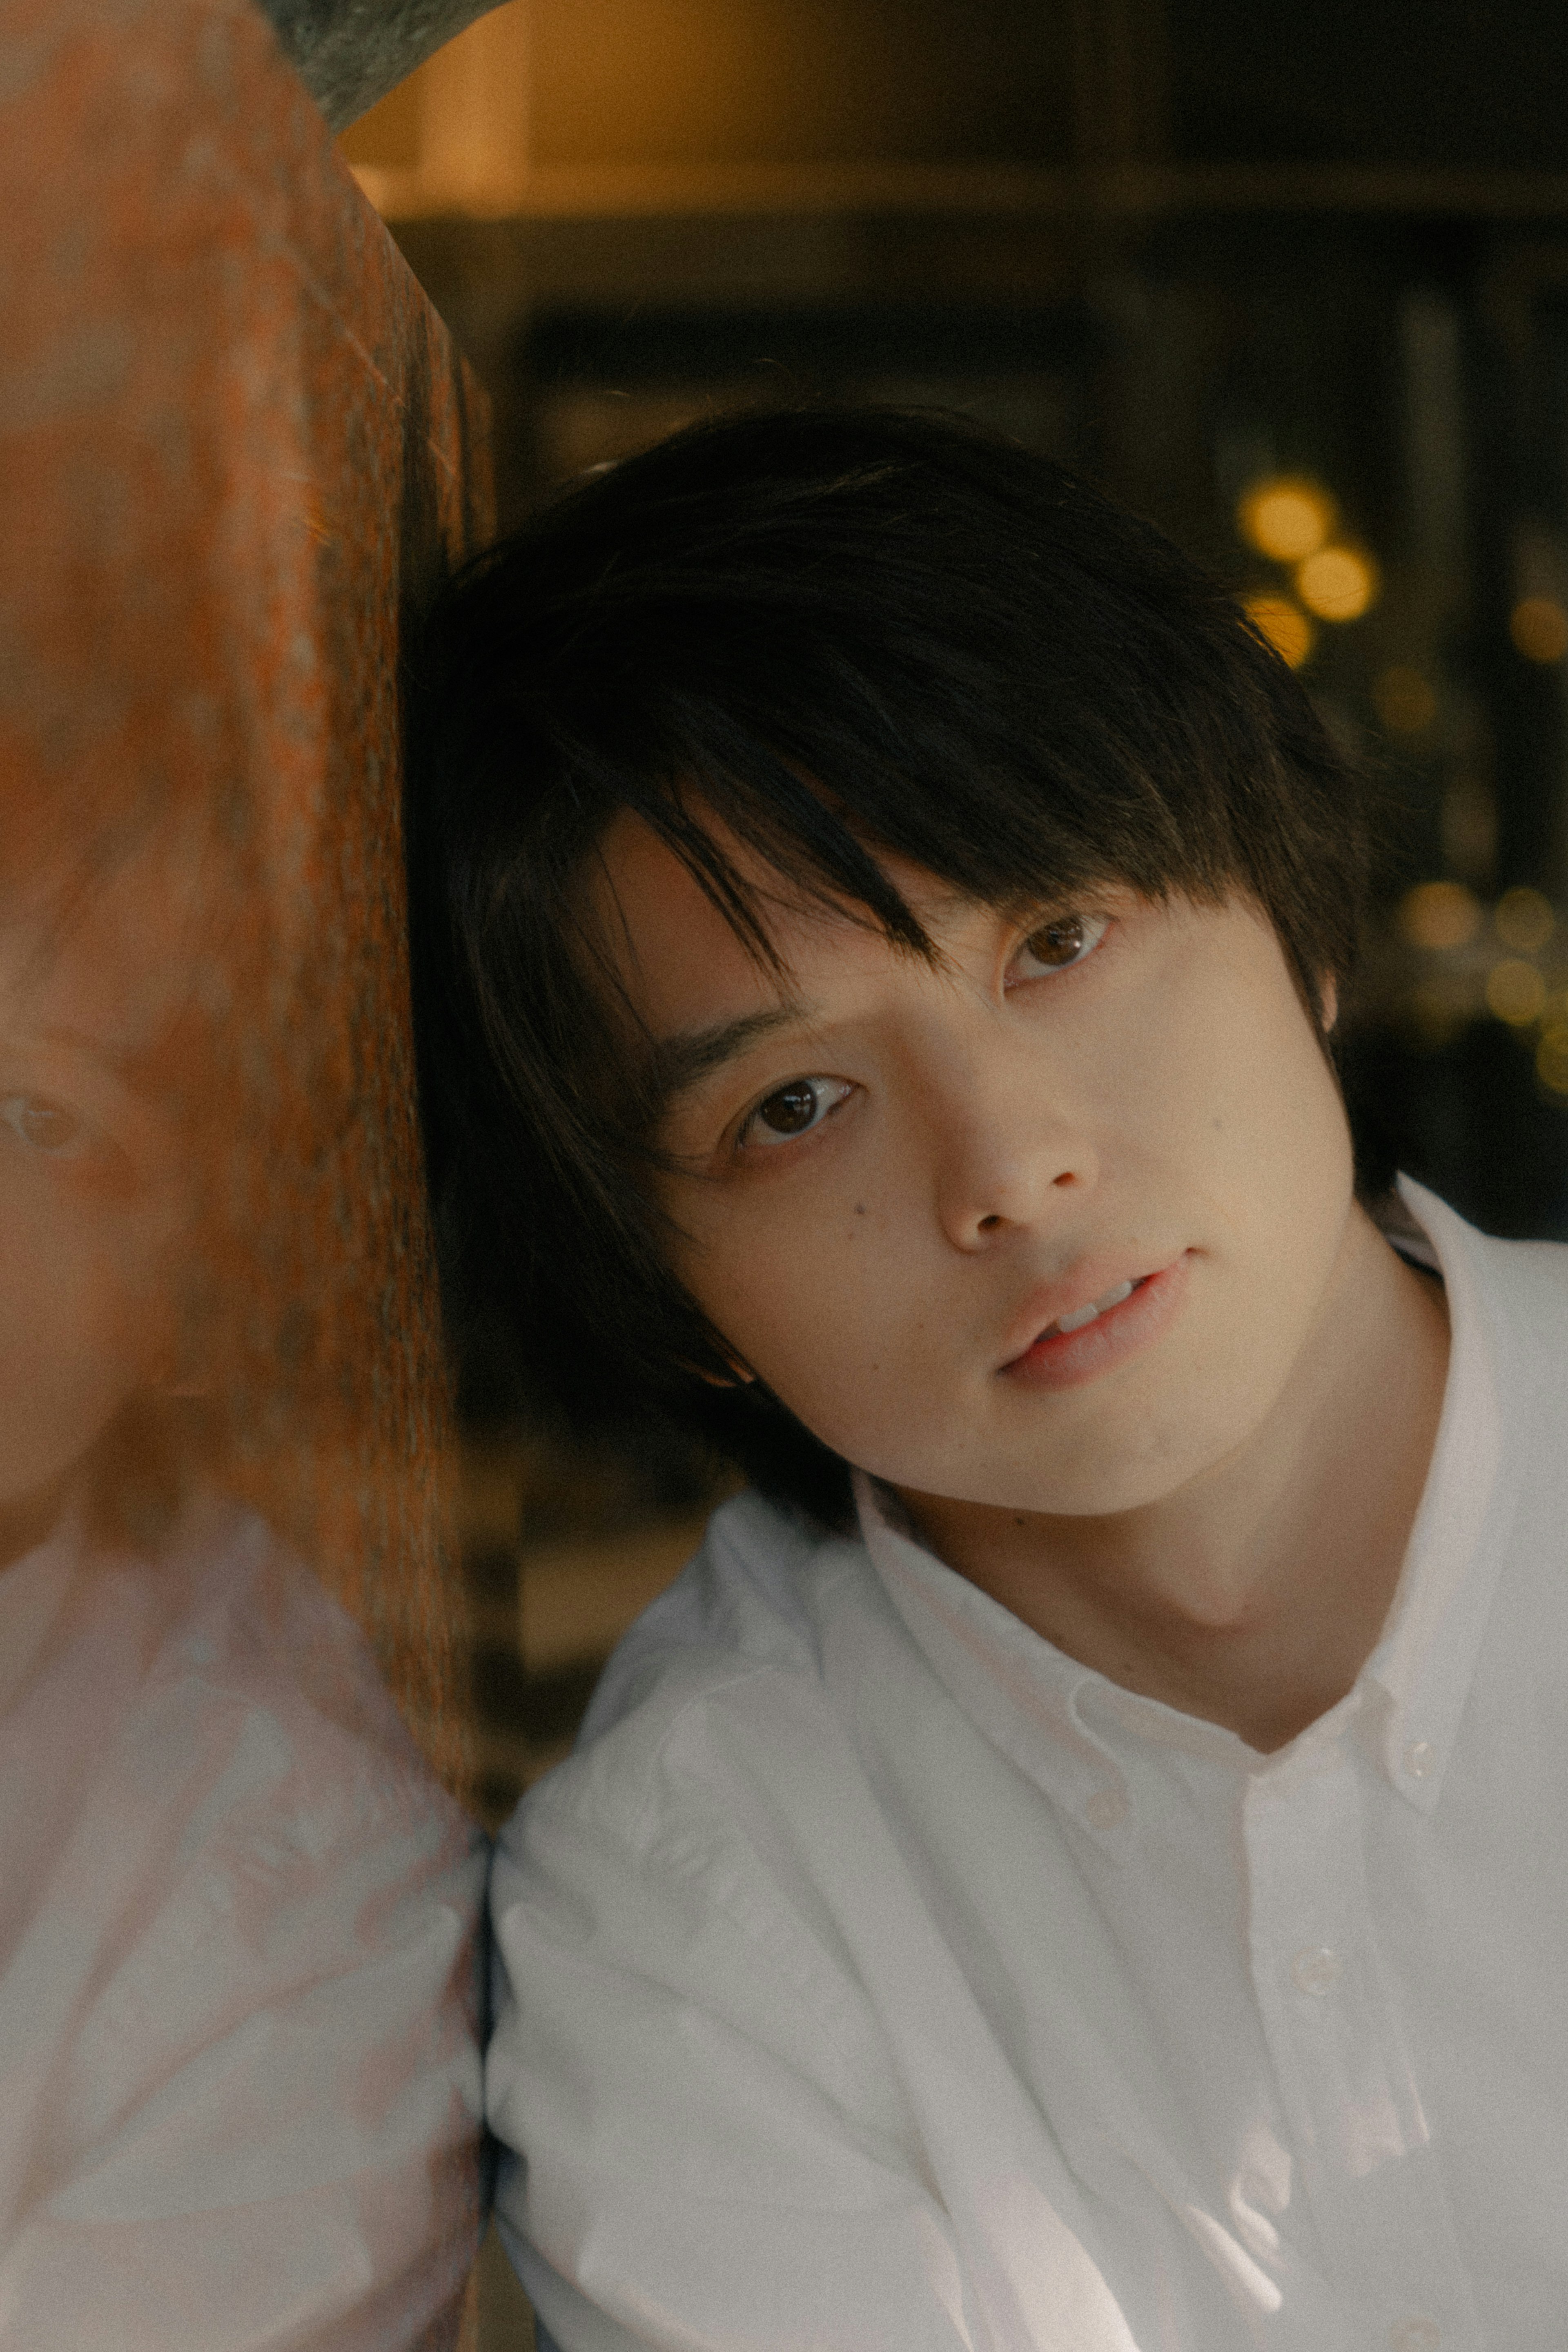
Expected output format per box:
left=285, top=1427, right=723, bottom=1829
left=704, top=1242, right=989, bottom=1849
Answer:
left=523, top=1489, right=885, bottom=1846
left=159, top=1500, right=445, bottom=1756
left=492, top=1489, right=916, bottom=2019
left=1467, top=1224, right=1568, bottom=1335
left=585, top=1489, right=862, bottom=1709
left=32, top=1496, right=481, bottom=1898
left=1404, top=1177, right=1568, bottom=1385
left=490, top=1493, right=914, bottom=2134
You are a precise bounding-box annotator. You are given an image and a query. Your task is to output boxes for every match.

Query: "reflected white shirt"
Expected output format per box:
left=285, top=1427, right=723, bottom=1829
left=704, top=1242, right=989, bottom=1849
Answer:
left=491, top=1178, right=1568, bottom=2352
left=0, top=1492, right=486, bottom=2350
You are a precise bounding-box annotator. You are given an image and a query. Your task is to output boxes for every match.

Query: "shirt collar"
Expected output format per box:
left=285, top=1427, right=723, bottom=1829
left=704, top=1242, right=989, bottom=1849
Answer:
left=857, top=1176, right=1510, bottom=1836
left=856, top=1475, right=1143, bottom=1858
left=1359, top=1175, right=1513, bottom=1812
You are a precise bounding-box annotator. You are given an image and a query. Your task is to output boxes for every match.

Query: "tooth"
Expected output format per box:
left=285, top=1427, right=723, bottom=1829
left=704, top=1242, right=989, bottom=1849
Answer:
left=1095, top=1280, right=1134, bottom=1312
left=1056, top=1300, right=1101, bottom=1334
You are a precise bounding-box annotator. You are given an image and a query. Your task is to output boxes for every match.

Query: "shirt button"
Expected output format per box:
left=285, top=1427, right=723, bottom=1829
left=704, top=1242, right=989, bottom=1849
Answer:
left=1388, top=2321, right=1440, bottom=2352
left=1084, top=1787, right=1129, bottom=1830
left=1404, top=1739, right=1434, bottom=1780
left=1290, top=1946, right=1343, bottom=1995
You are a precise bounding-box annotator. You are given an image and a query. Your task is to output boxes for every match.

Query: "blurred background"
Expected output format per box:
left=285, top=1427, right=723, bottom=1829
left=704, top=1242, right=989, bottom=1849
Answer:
left=330, top=7, right=1568, bottom=2337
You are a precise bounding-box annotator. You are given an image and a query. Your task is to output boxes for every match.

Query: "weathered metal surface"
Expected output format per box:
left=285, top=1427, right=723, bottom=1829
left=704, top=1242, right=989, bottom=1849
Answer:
left=255, top=0, right=501, bottom=129
left=0, top=0, right=492, bottom=1795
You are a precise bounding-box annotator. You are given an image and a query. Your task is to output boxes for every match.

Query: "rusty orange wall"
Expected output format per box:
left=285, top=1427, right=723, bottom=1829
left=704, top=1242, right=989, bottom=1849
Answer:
left=0, top=0, right=492, bottom=1793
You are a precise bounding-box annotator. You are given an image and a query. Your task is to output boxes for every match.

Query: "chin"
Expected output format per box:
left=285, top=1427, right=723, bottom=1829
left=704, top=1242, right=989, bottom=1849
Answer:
left=977, top=1417, right=1240, bottom=1518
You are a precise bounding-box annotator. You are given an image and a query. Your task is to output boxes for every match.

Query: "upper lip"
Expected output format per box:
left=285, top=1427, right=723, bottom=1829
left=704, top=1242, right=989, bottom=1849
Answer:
left=996, top=1253, right=1177, bottom=1368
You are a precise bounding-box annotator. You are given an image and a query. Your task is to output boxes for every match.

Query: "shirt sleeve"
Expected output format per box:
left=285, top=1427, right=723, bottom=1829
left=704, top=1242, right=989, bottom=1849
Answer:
left=486, top=1702, right=976, bottom=2352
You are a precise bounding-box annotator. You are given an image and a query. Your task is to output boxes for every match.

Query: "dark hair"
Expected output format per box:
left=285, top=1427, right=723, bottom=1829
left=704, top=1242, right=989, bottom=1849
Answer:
left=407, top=405, right=1368, bottom=1527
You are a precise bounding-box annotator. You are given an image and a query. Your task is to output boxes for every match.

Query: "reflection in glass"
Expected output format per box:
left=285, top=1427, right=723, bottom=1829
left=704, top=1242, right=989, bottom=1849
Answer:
left=0, top=813, right=486, bottom=2346
left=0, top=0, right=499, bottom=2323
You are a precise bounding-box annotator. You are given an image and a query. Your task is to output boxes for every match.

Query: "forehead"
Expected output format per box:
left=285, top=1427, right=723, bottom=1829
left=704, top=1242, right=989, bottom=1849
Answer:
left=0, top=830, right=213, bottom=1095
left=587, top=809, right=968, bottom=1040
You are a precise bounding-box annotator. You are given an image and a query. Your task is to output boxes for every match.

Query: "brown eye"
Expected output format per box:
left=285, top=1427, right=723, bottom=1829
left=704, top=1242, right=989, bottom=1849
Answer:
left=1012, top=909, right=1109, bottom=982
left=742, top=1076, right=852, bottom=1148
left=1026, top=915, right=1086, bottom=966
left=1, top=1094, right=82, bottom=1153
left=759, top=1082, right=821, bottom=1135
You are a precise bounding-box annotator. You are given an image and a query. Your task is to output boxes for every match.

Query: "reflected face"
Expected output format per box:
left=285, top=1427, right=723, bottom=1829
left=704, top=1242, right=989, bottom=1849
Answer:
left=0, top=863, right=196, bottom=1544
left=593, top=818, right=1354, bottom=1518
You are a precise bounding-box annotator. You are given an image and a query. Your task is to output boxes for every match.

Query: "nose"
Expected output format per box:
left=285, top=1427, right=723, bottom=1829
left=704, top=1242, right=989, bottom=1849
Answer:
left=930, top=1040, right=1096, bottom=1252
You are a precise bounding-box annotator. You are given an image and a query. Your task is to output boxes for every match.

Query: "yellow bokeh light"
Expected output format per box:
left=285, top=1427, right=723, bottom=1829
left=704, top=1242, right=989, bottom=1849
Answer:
left=1486, top=958, right=1547, bottom=1026
left=1297, top=544, right=1379, bottom=623
left=1243, top=592, right=1314, bottom=669
left=1494, top=885, right=1555, bottom=954
left=1237, top=477, right=1336, bottom=564
left=1398, top=880, right=1481, bottom=951
left=1373, top=665, right=1437, bottom=735
left=1510, top=597, right=1568, bottom=663
left=1537, top=1026, right=1568, bottom=1094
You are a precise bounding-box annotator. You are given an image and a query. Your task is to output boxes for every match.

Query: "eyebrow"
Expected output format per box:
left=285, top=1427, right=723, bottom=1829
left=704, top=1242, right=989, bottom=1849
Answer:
left=26, top=1023, right=158, bottom=1098
left=644, top=1003, right=809, bottom=1127
left=0, top=1021, right=163, bottom=1130
left=39, top=1021, right=138, bottom=1069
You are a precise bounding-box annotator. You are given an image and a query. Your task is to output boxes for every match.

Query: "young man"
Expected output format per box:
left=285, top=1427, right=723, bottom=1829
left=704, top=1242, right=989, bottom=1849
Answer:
left=0, top=819, right=485, bottom=2347
left=410, top=408, right=1568, bottom=2352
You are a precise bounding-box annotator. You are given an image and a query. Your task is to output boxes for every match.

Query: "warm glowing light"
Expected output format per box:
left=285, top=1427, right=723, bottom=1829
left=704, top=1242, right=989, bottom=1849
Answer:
left=1510, top=597, right=1568, bottom=663
left=1486, top=958, right=1547, bottom=1026
left=1537, top=1026, right=1568, bottom=1094
left=1296, top=545, right=1378, bottom=623
left=1399, top=880, right=1481, bottom=951
left=1494, top=885, right=1555, bottom=954
left=1243, top=593, right=1314, bottom=669
left=1373, top=666, right=1437, bottom=735
left=1237, top=477, right=1336, bottom=564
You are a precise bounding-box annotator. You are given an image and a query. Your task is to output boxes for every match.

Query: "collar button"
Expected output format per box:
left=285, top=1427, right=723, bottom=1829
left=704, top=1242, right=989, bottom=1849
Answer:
left=1290, top=1945, right=1343, bottom=1996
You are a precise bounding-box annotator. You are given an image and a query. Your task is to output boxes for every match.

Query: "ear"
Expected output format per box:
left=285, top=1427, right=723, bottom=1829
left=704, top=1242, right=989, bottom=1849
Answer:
left=1319, top=974, right=1339, bottom=1032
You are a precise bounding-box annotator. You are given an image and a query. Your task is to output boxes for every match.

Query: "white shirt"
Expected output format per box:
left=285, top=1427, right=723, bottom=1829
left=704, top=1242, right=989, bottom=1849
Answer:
left=489, top=1179, right=1568, bottom=2352
left=0, top=1493, right=486, bottom=2349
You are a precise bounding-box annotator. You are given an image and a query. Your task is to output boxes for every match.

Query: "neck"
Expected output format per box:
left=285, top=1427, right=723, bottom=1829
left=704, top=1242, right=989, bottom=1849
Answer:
left=902, top=1207, right=1451, bottom=1753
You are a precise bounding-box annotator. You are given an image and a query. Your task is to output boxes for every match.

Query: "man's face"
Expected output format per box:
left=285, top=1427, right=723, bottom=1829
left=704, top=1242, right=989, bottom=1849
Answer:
left=0, top=858, right=196, bottom=1552
left=595, top=816, right=1356, bottom=1518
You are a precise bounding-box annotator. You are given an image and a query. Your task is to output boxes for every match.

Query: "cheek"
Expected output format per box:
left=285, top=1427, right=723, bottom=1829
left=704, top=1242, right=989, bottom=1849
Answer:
left=1135, top=945, right=1354, bottom=1373
left=0, top=1175, right=178, bottom=1397
left=1213, top=999, right=1351, bottom=1224
left=677, top=1195, right=964, bottom=1467
left=678, top=1189, right=933, bottom=1437
left=1132, top=929, right=1348, bottom=1190
left=0, top=1257, right=141, bottom=1505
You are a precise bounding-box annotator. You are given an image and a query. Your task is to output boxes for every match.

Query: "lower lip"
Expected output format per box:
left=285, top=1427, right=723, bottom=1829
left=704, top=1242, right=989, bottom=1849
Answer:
left=1001, top=1253, right=1192, bottom=1393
